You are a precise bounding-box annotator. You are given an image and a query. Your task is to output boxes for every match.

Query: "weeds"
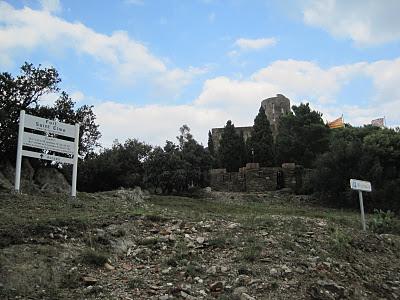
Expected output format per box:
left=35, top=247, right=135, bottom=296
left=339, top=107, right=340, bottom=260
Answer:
left=128, top=276, right=146, bottom=289
left=369, top=209, right=397, bottom=234
left=329, top=227, right=351, bottom=257
left=239, top=236, right=263, bottom=262
left=80, top=248, right=108, bottom=267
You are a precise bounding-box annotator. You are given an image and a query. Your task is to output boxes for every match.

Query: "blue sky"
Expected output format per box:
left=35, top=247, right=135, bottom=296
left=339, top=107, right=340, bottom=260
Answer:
left=1, top=0, right=400, bottom=147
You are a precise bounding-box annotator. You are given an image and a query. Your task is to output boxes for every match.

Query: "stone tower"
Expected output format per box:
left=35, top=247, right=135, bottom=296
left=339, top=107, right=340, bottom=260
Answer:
left=261, top=94, right=291, bottom=138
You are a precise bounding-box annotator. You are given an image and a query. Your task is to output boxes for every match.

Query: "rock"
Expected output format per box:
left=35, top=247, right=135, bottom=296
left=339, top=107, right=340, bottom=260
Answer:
left=104, top=262, right=115, bottom=270
left=227, top=223, right=239, bottom=229
left=269, top=268, right=279, bottom=276
left=180, top=291, right=196, bottom=299
left=209, top=281, right=224, bottom=292
left=81, top=276, right=97, bottom=285
left=204, top=187, right=212, bottom=193
left=309, top=279, right=345, bottom=299
left=0, top=160, right=15, bottom=183
left=206, top=265, right=217, bottom=274
left=233, top=286, right=248, bottom=296
left=159, top=295, right=169, bottom=300
left=0, top=171, right=12, bottom=190
left=221, top=266, right=229, bottom=273
left=241, top=293, right=256, bottom=300
left=34, top=167, right=71, bottom=194
left=116, top=186, right=148, bottom=204
left=281, top=264, right=292, bottom=274
left=196, top=236, right=205, bottom=244
left=194, top=277, right=203, bottom=284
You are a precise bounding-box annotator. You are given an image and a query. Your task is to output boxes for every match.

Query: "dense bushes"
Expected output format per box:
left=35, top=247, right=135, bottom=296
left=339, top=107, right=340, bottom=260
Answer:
left=312, top=126, right=400, bottom=213
left=78, top=126, right=212, bottom=193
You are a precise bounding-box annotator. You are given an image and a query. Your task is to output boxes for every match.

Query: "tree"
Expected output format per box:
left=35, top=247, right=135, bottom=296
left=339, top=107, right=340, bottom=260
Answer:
left=247, top=106, right=274, bottom=166
left=78, top=139, right=151, bottom=192
left=0, top=63, right=60, bottom=157
left=177, top=124, right=193, bottom=150
left=207, top=130, right=215, bottom=156
left=312, top=126, right=400, bottom=213
left=218, top=120, right=243, bottom=172
left=276, top=103, right=330, bottom=167
left=0, top=62, right=101, bottom=160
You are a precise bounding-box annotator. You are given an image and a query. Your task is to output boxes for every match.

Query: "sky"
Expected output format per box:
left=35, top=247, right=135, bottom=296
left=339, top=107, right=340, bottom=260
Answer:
left=1, top=0, right=400, bottom=148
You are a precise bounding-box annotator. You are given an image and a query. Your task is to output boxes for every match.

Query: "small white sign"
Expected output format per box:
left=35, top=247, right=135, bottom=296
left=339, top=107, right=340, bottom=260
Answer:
left=350, top=179, right=372, bottom=192
left=24, top=114, right=76, bottom=138
left=22, top=150, right=74, bottom=164
left=23, top=132, right=74, bottom=155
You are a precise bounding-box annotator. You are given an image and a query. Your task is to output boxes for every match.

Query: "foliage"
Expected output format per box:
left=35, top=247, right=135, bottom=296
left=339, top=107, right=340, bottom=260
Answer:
left=80, top=248, right=108, bottom=267
left=218, top=120, right=245, bottom=172
left=276, top=103, right=330, bottom=167
left=144, top=125, right=212, bottom=193
left=312, top=126, right=400, bottom=213
left=246, top=106, right=274, bottom=166
left=78, top=139, right=152, bottom=192
left=207, top=130, right=215, bottom=156
left=0, top=62, right=100, bottom=160
left=369, top=209, right=396, bottom=234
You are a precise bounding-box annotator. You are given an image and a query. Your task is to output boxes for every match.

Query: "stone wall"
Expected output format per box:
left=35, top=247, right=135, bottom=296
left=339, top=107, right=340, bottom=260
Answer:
left=209, top=163, right=313, bottom=194
left=211, top=126, right=253, bottom=151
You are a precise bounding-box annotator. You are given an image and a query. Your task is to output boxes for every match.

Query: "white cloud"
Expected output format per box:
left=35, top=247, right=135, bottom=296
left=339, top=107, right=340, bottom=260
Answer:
left=39, top=92, right=59, bottom=106
left=70, top=91, right=85, bottom=102
left=302, top=0, right=400, bottom=46
left=0, top=2, right=201, bottom=95
left=93, top=57, right=400, bottom=147
left=38, top=90, right=85, bottom=106
left=208, top=12, right=216, bottom=23
left=124, top=0, right=144, bottom=5
left=39, top=0, right=61, bottom=13
left=234, top=37, right=277, bottom=50
left=95, top=102, right=229, bottom=147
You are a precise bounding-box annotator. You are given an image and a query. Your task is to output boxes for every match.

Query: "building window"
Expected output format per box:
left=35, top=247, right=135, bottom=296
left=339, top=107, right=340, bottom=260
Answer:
left=281, top=107, right=284, bottom=114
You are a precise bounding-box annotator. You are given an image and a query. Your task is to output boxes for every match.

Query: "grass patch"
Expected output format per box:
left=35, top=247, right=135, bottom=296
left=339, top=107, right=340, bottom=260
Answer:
left=239, top=236, right=263, bottom=262
left=329, top=227, right=351, bottom=257
left=80, top=248, right=108, bottom=267
left=128, top=276, right=146, bottom=289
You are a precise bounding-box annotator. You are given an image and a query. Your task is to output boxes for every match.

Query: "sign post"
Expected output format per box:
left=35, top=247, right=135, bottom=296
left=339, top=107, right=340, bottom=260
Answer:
left=14, top=110, right=25, bottom=193
left=350, top=179, right=372, bottom=231
left=14, top=110, right=80, bottom=198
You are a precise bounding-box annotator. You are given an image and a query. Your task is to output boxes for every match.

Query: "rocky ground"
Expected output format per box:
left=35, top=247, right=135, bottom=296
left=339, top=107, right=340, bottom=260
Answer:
left=0, top=189, right=400, bottom=299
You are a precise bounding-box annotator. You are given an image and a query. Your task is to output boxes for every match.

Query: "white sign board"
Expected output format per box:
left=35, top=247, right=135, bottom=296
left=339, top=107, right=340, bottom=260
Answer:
left=23, top=132, right=75, bottom=155
left=15, top=111, right=80, bottom=197
left=22, top=150, right=74, bottom=164
left=24, top=114, right=76, bottom=138
left=350, top=179, right=372, bottom=192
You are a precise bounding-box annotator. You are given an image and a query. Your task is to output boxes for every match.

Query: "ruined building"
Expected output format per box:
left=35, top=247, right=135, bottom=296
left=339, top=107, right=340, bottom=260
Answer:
left=261, top=94, right=291, bottom=139
left=210, top=162, right=313, bottom=193
left=211, top=94, right=291, bottom=150
left=209, top=94, right=312, bottom=193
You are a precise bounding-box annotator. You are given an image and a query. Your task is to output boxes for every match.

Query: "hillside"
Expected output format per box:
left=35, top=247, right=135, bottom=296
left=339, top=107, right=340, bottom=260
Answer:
left=0, top=190, right=399, bottom=299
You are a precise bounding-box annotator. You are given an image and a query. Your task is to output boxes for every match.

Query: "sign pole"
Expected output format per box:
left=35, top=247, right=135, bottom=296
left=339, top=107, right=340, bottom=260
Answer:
left=14, top=110, right=25, bottom=193
left=358, top=190, right=366, bottom=231
left=71, top=123, right=80, bottom=198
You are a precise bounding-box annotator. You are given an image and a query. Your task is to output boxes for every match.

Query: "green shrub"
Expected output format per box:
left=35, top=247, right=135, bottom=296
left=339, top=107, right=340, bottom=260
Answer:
left=369, top=209, right=395, bottom=234
left=80, top=249, right=108, bottom=267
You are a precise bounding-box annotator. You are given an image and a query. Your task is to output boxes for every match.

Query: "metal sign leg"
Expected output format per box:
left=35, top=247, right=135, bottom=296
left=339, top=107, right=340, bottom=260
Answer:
left=358, top=190, right=366, bottom=231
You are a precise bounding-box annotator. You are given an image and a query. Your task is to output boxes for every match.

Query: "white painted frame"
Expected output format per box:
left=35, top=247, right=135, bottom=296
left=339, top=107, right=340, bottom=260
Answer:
left=14, top=110, right=80, bottom=198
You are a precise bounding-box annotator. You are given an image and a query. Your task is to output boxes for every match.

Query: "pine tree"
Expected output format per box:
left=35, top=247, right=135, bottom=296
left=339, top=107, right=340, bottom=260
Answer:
left=207, top=130, right=215, bottom=156
left=218, top=120, right=242, bottom=172
left=247, top=106, right=274, bottom=166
